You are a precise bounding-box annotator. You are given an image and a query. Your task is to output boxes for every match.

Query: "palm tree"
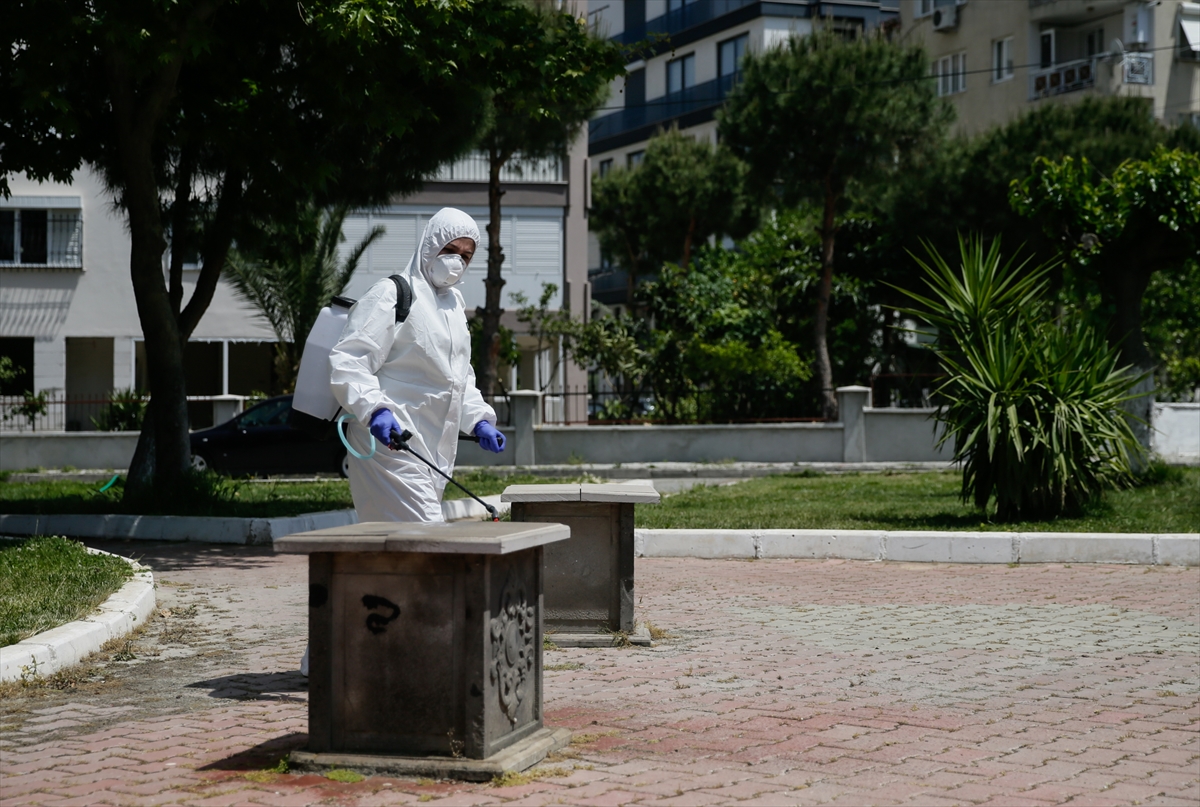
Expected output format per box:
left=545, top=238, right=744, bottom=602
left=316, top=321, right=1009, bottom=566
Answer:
left=225, top=203, right=383, bottom=390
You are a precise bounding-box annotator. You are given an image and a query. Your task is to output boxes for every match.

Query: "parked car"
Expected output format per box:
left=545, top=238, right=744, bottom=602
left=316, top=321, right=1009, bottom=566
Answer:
left=190, top=395, right=348, bottom=477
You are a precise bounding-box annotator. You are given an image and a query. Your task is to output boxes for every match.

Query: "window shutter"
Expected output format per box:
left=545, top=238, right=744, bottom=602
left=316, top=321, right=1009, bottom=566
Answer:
left=371, top=214, right=418, bottom=275
left=339, top=215, right=372, bottom=272
left=512, top=216, right=562, bottom=275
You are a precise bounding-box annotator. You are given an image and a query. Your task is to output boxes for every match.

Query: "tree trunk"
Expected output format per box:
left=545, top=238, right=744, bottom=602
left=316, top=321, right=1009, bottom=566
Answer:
left=1099, top=255, right=1155, bottom=458
left=477, top=146, right=510, bottom=397
left=814, top=181, right=839, bottom=421
left=104, top=48, right=193, bottom=497
left=681, top=215, right=696, bottom=271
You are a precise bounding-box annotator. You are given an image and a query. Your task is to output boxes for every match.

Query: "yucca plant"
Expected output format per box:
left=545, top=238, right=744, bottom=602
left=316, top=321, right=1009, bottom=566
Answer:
left=898, top=236, right=1144, bottom=521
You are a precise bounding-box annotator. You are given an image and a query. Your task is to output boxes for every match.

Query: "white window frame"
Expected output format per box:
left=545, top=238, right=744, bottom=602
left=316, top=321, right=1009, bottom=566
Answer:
left=0, top=204, right=83, bottom=269
left=1039, top=29, right=1056, bottom=69
left=1180, top=3, right=1200, bottom=61
left=935, top=51, right=967, bottom=96
left=992, top=37, right=1014, bottom=82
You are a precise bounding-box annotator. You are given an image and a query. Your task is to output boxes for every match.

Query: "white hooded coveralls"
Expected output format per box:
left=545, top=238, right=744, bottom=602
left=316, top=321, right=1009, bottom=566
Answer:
left=329, top=208, right=496, bottom=522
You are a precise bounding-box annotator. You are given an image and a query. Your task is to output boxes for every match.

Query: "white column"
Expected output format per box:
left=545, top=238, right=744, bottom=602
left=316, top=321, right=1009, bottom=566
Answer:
left=221, top=340, right=230, bottom=395
left=112, top=337, right=135, bottom=391
left=33, top=336, right=66, bottom=394
left=837, top=385, right=871, bottom=463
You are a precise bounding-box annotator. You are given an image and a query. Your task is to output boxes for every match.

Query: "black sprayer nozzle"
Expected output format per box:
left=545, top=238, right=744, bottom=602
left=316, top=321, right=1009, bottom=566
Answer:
left=389, top=429, right=500, bottom=521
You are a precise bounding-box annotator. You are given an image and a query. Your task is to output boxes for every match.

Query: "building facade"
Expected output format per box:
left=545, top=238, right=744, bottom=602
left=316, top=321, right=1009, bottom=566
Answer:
left=0, top=137, right=591, bottom=431
left=897, top=0, right=1200, bottom=135
left=585, top=0, right=901, bottom=303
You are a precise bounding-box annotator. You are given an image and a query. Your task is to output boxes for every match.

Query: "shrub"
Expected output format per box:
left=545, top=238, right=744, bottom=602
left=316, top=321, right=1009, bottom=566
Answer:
left=899, top=236, right=1144, bottom=521
left=90, top=389, right=147, bottom=431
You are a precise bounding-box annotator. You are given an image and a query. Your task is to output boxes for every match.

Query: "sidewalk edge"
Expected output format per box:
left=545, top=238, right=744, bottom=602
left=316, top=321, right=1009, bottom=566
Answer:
left=635, top=529, right=1199, bottom=566
left=0, top=549, right=156, bottom=683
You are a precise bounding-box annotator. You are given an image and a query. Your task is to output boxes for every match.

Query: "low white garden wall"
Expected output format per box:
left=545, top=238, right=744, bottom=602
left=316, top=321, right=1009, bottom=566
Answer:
left=0, top=431, right=139, bottom=472
left=1152, top=403, right=1200, bottom=464
left=2, top=393, right=1194, bottom=471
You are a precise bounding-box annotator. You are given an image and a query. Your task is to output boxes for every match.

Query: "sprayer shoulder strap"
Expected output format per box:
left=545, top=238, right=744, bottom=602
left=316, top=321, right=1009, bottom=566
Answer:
left=388, top=275, right=413, bottom=324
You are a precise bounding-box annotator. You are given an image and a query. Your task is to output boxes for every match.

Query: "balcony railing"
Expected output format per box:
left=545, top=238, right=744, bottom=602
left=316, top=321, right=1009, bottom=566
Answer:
left=615, top=0, right=757, bottom=45
left=426, top=152, right=564, bottom=184
left=1029, top=56, right=1097, bottom=99
left=590, top=72, right=739, bottom=145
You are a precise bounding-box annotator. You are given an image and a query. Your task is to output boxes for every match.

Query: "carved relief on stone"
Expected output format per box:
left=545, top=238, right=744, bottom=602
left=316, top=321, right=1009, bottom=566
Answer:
left=489, top=573, right=536, bottom=724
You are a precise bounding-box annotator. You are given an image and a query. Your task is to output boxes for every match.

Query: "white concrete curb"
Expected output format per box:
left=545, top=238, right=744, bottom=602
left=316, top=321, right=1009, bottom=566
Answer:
left=0, top=548, right=156, bottom=683
left=0, top=510, right=359, bottom=546
left=635, top=529, right=1200, bottom=566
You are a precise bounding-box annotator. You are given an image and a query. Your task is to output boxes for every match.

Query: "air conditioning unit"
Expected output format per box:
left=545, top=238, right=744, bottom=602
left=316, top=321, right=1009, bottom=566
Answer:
left=932, top=5, right=958, bottom=32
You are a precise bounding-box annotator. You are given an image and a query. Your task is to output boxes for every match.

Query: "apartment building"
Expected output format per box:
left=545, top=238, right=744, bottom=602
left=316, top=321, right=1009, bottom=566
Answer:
left=585, top=0, right=900, bottom=303
left=0, top=142, right=590, bottom=431
left=897, top=0, right=1200, bottom=134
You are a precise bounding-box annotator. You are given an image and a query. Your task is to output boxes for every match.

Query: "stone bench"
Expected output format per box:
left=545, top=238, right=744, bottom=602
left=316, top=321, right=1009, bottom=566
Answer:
left=502, top=482, right=660, bottom=647
left=274, top=520, right=571, bottom=780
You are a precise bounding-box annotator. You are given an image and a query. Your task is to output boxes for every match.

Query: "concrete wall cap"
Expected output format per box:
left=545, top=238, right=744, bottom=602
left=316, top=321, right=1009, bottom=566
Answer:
left=579, top=483, right=660, bottom=504
left=502, top=484, right=581, bottom=502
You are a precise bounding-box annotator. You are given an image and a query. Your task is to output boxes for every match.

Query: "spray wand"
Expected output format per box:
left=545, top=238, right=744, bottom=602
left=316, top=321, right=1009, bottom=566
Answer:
left=389, top=429, right=500, bottom=521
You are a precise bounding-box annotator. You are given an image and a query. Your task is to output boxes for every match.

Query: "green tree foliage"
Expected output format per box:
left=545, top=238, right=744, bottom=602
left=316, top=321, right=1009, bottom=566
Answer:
left=1009, top=147, right=1200, bottom=447
left=642, top=253, right=811, bottom=422
left=720, top=28, right=951, bottom=419
left=1, top=0, right=511, bottom=495
left=589, top=128, right=758, bottom=296
left=551, top=248, right=812, bottom=423
left=899, top=238, right=1143, bottom=521
left=731, top=209, right=893, bottom=414
left=474, top=6, right=627, bottom=397
left=1142, top=260, right=1200, bottom=401
left=881, top=97, right=1198, bottom=290
left=224, top=204, right=383, bottom=391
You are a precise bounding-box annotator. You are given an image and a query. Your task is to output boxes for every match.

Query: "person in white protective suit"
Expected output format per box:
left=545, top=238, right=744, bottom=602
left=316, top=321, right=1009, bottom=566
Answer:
left=329, top=207, right=506, bottom=522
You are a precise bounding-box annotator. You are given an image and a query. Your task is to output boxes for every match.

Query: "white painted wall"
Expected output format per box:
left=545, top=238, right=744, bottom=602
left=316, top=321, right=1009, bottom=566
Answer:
left=1152, top=403, right=1200, bottom=464
left=1, top=169, right=270, bottom=344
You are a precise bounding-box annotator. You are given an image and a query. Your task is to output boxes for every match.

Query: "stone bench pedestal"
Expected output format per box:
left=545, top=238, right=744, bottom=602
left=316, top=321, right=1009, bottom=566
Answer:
left=502, top=483, right=660, bottom=647
left=274, top=521, right=571, bottom=780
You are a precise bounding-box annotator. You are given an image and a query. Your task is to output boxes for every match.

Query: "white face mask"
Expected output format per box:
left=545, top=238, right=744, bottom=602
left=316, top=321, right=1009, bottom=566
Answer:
left=428, top=253, right=466, bottom=288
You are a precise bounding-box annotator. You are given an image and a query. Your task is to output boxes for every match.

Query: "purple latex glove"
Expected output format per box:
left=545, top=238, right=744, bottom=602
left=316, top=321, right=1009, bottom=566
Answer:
left=369, top=408, right=402, bottom=446
left=474, top=421, right=506, bottom=453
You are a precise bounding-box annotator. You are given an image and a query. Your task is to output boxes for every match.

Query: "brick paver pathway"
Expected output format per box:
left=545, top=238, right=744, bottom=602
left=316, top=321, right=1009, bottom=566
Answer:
left=1, top=543, right=1196, bottom=807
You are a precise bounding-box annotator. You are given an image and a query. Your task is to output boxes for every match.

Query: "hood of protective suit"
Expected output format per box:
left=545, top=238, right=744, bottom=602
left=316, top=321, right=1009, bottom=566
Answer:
left=414, top=207, right=480, bottom=290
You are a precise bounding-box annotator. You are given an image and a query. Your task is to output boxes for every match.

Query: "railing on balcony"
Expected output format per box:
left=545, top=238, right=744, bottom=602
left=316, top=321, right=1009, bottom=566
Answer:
left=590, top=72, right=739, bottom=145
left=427, top=152, right=564, bottom=184
left=615, top=0, right=757, bottom=45
left=1029, top=56, right=1097, bottom=99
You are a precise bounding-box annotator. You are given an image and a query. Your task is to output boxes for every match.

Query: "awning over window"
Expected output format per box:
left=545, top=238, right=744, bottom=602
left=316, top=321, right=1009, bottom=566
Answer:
left=1182, top=3, right=1200, bottom=53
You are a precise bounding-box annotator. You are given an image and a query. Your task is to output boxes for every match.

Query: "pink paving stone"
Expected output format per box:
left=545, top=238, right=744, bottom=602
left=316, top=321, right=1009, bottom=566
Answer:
left=2, top=554, right=1197, bottom=807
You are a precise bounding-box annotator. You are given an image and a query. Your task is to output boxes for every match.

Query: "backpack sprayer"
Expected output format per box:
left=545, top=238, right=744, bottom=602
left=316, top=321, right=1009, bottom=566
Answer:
left=335, top=414, right=500, bottom=521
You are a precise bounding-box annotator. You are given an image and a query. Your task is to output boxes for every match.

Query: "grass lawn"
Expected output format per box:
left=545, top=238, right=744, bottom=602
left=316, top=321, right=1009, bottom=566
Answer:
left=636, top=468, right=1200, bottom=533
left=0, top=470, right=590, bottom=519
left=0, top=536, right=133, bottom=647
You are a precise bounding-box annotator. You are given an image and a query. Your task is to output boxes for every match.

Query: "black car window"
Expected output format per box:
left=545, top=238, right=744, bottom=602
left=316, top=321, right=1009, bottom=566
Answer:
left=238, top=398, right=290, bottom=428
